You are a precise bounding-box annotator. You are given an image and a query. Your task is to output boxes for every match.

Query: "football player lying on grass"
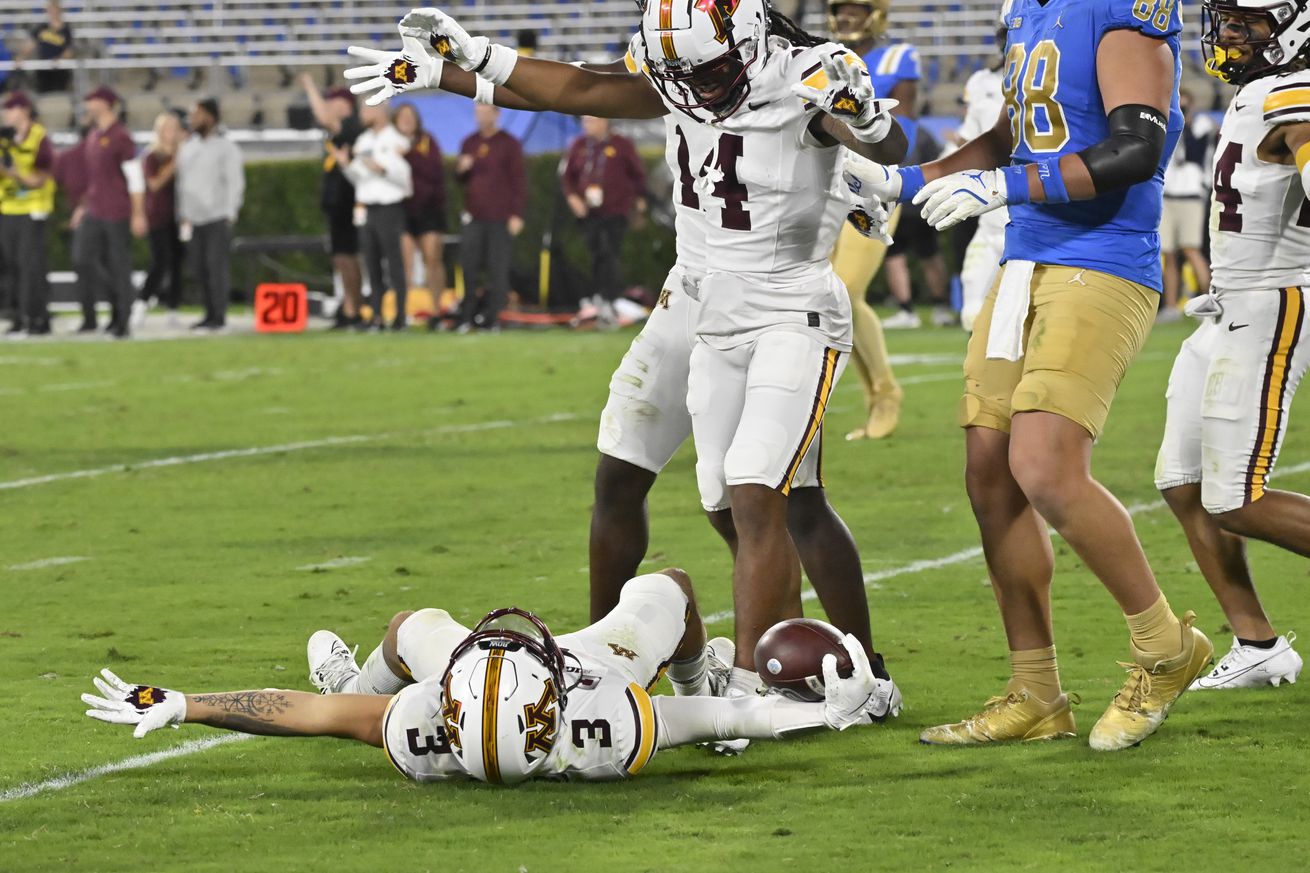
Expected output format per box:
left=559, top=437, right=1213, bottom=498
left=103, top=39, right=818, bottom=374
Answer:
left=82, top=570, right=888, bottom=785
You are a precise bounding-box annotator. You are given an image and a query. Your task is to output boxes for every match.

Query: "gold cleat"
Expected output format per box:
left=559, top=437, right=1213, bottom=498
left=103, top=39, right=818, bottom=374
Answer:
left=847, top=385, right=904, bottom=441
left=919, top=690, right=1078, bottom=745
left=1089, top=611, right=1214, bottom=752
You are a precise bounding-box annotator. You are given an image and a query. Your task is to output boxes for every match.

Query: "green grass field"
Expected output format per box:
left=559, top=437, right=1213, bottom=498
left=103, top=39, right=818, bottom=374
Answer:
left=2, top=315, right=1308, bottom=872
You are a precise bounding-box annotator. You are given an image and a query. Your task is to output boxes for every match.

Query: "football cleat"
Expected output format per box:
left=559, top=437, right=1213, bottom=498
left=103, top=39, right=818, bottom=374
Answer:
left=1089, top=612, right=1213, bottom=751
left=307, top=630, right=360, bottom=695
left=703, top=637, right=750, bottom=755
left=1189, top=633, right=1301, bottom=690
left=856, top=676, right=903, bottom=724
left=919, top=690, right=1078, bottom=745
left=883, top=309, right=922, bottom=329
left=853, top=384, right=904, bottom=441
left=705, top=636, right=735, bottom=697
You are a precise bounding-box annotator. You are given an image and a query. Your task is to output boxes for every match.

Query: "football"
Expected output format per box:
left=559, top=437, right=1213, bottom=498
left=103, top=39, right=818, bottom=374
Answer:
left=754, top=618, right=853, bottom=702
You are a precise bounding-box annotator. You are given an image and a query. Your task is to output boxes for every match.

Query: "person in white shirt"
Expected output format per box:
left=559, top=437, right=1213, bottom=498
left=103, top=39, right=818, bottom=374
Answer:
left=345, top=102, right=413, bottom=330
left=177, top=97, right=244, bottom=331
left=1159, top=87, right=1215, bottom=321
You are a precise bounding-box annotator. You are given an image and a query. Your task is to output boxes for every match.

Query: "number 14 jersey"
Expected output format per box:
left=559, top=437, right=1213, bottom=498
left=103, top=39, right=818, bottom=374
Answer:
left=1208, top=70, right=1310, bottom=293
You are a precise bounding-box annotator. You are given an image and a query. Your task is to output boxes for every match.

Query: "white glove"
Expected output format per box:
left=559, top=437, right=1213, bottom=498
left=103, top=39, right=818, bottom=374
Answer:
left=838, top=149, right=904, bottom=203
left=821, top=635, right=877, bottom=731
left=398, top=8, right=518, bottom=84
left=82, top=669, right=187, bottom=739
left=914, top=168, right=1008, bottom=230
left=790, top=53, right=899, bottom=143
left=1183, top=292, right=1224, bottom=320
left=830, top=157, right=894, bottom=244
left=344, top=34, right=443, bottom=107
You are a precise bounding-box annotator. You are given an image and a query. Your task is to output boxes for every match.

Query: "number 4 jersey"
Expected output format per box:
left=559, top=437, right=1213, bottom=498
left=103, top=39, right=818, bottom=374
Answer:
left=1000, top=0, right=1183, bottom=292
left=1208, top=69, right=1310, bottom=293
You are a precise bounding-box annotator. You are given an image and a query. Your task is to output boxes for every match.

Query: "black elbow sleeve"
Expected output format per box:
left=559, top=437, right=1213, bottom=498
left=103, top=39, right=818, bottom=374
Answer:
left=1076, top=104, right=1168, bottom=194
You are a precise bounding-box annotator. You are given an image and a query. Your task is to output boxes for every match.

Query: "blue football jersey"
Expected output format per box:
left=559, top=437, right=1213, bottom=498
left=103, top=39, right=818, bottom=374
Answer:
left=863, top=41, right=920, bottom=152
left=999, top=0, right=1183, bottom=292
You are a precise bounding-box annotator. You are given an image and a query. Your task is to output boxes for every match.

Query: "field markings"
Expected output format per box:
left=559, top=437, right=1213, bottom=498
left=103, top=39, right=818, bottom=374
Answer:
left=0, top=734, right=255, bottom=803
left=298, top=556, right=372, bottom=571
left=0, top=413, right=579, bottom=493
left=6, top=556, right=90, bottom=571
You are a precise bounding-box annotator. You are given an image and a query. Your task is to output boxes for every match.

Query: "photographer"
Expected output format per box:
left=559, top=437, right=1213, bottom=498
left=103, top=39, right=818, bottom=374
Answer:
left=0, top=91, right=54, bottom=336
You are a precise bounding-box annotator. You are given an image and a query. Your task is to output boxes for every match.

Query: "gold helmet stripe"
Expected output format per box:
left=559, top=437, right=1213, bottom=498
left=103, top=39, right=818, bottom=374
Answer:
left=659, top=0, right=678, bottom=60
left=480, top=648, right=506, bottom=784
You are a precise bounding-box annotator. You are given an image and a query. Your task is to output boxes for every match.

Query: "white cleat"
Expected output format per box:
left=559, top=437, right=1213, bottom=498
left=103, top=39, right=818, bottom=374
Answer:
left=704, top=637, right=750, bottom=755
left=857, top=676, right=903, bottom=724
left=883, top=309, right=922, bottom=329
left=307, top=630, right=360, bottom=694
left=1189, top=633, right=1302, bottom=690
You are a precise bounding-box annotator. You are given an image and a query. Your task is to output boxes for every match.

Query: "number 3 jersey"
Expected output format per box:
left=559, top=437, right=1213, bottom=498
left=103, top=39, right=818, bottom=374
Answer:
left=626, top=33, right=854, bottom=349
left=999, top=0, right=1183, bottom=292
left=1208, top=70, right=1310, bottom=293
left=380, top=649, right=659, bottom=784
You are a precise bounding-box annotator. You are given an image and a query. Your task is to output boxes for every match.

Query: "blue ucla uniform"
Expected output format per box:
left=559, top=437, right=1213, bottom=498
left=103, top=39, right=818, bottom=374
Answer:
left=862, top=41, right=920, bottom=152
left=1000, top=0, right=1183, bottom=292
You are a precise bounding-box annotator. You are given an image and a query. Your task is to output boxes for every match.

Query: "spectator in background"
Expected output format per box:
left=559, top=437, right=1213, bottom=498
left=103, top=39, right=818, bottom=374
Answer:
left=177, top=97, right=244, bottom=331
left=561, top=115, right=646, bottom=326
left=73, top=86, right=146, bottom=339
left=0, top=91, right=54, bottom=337
left=883, top=126, right=952, bottom=329
left=53, top=105, right=89, bottom=331
left=136, top=111, right=187, bottom=325
left=455, top=105, right=525, bottom=333
left=1159, top=87, right=1213, bottom=323
left=19, top=0, right=73, bottom=94
left=394, top=103, right=448, bottom=328
left=344, top=101, right=411, bottom=331
left=300, top=75, right=364, bottom=329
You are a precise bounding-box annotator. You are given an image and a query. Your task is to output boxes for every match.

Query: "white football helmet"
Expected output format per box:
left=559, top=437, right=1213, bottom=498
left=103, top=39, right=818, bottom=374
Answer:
left=642, top=0, right=771, bottom=121
left=1203, top=0, right=1310, bottom=84
left=439, top=607, right=568, bottom=785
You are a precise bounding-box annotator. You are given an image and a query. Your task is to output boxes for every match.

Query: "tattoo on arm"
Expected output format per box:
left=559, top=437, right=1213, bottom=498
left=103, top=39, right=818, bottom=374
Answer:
left=189, top=691, right=303, bottom=737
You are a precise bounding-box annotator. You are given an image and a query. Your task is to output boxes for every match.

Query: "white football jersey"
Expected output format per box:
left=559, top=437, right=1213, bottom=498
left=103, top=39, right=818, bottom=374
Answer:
left=628, top=34, right=853, bottom=348
left=1209, top=70, right=1310, bottom=292
left=380, top=649, right=658, bottom=784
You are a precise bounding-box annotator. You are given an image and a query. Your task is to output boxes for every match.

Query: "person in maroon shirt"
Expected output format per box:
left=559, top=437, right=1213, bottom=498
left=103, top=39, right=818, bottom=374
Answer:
left=138, top=110, right=186, bottom=316
left=455, top=104, right=525, bottom=332
left=561, top=116, right=647, bottom=319
left=393, top=103, right=448, bottom=329
left=72, top=85, right=146, bottom=338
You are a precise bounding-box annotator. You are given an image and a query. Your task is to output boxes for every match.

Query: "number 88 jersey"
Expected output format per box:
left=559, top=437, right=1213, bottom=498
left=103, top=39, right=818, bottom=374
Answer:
left=999, top=0, right=1183, bottom=293
left=1208, top=70, right=1310, bottom=293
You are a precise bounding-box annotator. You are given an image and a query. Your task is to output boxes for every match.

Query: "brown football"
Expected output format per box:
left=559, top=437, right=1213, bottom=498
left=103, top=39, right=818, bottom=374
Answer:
left=754, top=618, right=852, bottom=702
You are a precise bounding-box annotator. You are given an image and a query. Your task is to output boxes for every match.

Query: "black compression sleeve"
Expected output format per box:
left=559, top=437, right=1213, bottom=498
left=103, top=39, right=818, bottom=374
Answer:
left=1075, top=103, right=1168, bottom=194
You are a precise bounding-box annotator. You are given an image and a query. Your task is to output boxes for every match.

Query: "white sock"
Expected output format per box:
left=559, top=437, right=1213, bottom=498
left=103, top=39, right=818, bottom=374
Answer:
left=728, top=666, right=761, bottom=697
left=342, top=645, right=407, bottom=695
left=668, top=650, right=709, bottom=697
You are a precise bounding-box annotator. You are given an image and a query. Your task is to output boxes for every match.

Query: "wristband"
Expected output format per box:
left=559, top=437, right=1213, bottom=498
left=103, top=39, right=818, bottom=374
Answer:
left=1035, top=157, right=1070, bottom=204
left=474, top=76, right=495, bottom=105
left=476, top=43, right=518, bottom=86
left=1000, top=164, right=1031, bottom=205
left=895, top=165, right=926, bottom=203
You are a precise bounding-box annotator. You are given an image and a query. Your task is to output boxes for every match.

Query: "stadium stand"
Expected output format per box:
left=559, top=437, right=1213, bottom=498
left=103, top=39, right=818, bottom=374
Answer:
left=0, top=0, right=1219, bottom=131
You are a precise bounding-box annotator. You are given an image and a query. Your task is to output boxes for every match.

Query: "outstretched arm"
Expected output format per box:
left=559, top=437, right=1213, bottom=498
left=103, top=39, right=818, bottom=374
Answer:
left=82, top=669, right=389, bottom=747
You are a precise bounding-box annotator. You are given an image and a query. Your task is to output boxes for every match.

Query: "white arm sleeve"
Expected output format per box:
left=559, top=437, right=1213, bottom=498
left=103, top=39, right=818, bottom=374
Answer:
left=474, top=77, right=496, bottom=105
left=652, top=695, right=828, bottom=750
left=120, top=159, right=145, bottom=195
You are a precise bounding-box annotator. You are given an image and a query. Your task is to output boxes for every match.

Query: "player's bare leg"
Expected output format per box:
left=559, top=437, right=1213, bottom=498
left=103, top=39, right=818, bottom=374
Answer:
left=589, top=455, right=658, bottom=620
left=1216, top=490, right=1310, bottom=558
left=727, top=483, right=798, bottom=670
left=787, top=487, right=876, bottom=663
left=705, top=508, right=739, bottom=557
left=1162, top=484, right=1276, bottom=641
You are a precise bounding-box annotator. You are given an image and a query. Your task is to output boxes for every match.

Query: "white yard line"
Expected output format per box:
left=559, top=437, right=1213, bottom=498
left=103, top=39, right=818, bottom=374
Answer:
left=0, top=734, right=255, bottom=803
left=297, top=556, right=372, bottom=571
left=6, top=556, right=90, bottom=571
left=0, top=414, right=578, bottom=493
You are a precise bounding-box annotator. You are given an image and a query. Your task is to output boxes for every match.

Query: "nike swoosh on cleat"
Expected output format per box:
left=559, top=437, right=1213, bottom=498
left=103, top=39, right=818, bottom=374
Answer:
left=1198, top=651, right=1289, bottom=685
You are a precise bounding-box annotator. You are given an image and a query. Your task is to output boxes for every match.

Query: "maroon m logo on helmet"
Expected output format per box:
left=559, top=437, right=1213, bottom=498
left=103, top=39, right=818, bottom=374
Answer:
left=696, top=0, right=745, bottom=44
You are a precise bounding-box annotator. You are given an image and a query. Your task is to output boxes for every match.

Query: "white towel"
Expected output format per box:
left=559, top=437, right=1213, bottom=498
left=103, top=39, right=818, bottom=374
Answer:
left=986, top=259, right=1035, bottom=361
